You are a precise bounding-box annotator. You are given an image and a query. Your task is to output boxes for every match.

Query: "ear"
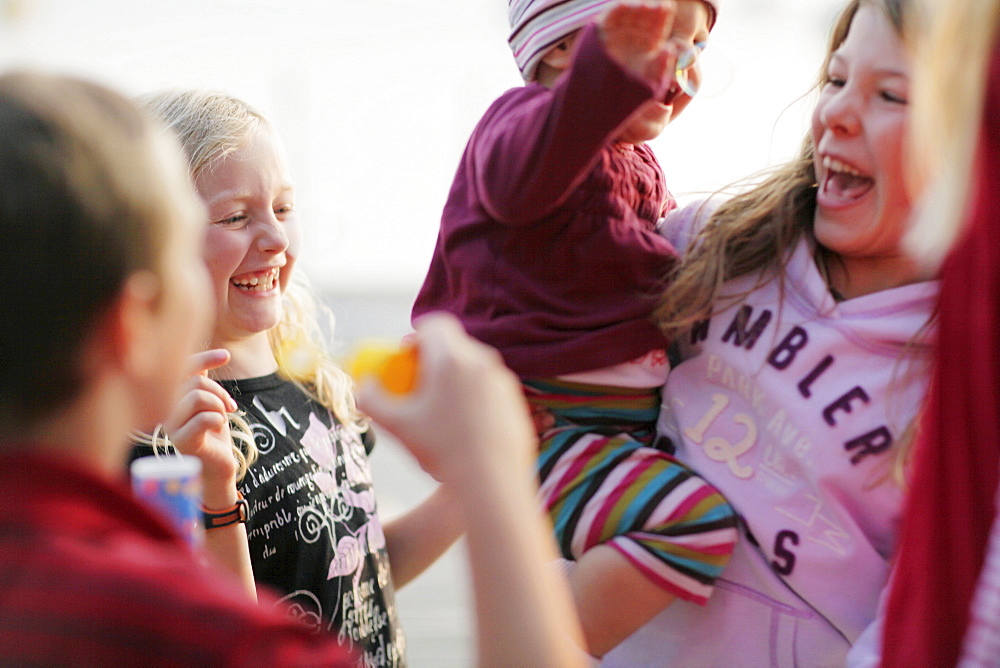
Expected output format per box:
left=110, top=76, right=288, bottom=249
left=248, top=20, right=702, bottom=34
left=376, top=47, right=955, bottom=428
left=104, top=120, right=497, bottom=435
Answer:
left=92, top=271, right=162, bottom=379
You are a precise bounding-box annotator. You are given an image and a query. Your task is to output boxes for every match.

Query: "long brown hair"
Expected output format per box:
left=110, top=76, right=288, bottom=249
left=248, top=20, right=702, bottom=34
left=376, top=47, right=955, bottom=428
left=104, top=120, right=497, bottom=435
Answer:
left=657, top=0, right=908, bottom=340
left=657, top=0, right=921, bottom=483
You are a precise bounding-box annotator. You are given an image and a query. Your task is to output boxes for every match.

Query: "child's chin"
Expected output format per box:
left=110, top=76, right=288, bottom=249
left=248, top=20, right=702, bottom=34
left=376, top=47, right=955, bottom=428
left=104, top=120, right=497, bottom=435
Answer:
left=620, top=120, right=669, bottom=145
left=671, top=101, right=692, bottom=121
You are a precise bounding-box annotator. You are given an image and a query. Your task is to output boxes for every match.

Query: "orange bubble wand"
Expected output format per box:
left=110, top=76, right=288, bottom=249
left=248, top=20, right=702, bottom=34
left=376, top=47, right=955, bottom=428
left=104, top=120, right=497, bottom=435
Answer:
left=346, top=340, right=419, bottom=394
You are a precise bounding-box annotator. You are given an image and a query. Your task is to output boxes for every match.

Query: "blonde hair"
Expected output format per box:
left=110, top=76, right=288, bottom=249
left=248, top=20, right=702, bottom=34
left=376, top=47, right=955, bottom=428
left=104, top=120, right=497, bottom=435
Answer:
left=139, top=90, right=365, bottom=477
left=269, top=273, right=365, bottom=437
left=658, top=0, right=910, bottom=339
left=906, top=0, right=1000, bottom=267
left=658, top=0, right=924, bottom=481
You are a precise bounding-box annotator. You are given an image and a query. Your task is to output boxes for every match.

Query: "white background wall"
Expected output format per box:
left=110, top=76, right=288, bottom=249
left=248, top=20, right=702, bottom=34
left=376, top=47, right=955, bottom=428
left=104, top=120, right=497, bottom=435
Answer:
left=0, top=0, right=845, bottom=293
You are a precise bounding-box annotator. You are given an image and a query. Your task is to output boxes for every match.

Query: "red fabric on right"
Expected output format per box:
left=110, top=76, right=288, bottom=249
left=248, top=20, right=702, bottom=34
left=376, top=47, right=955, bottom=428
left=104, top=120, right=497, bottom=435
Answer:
left=881, top=47, right=1000, bottom=668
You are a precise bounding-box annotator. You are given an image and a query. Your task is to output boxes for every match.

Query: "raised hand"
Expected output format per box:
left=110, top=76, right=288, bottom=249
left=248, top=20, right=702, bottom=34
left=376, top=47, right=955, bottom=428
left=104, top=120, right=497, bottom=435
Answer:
left=161, top=348, right=241, bottom=502
left=600, top=0, right=679, bottom=91
left=158, top=348, right=257, bottom=596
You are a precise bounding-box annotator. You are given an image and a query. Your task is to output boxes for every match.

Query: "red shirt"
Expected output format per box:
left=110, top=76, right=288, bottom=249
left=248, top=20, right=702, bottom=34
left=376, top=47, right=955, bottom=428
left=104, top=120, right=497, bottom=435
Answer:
left=0, top=450, right=355, bottom=667
left=413, top=24, right=677, bottom=378
left=881, top=47, right=1000, bottom=668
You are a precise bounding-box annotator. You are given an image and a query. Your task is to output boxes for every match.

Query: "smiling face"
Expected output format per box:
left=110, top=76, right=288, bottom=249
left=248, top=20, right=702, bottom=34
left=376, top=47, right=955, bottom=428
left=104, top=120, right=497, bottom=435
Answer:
left=195, top=128, right=299, bottom=351
left=811, top=4, right=915, bottom=293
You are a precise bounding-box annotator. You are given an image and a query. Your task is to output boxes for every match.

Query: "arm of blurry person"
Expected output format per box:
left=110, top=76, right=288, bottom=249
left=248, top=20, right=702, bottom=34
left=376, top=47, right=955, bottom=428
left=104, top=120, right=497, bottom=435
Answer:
left=163, top=349, right=256, bottom=600
left=358, top=313, right=587, bottom=667
left=382, top=485, right=463, bottom=589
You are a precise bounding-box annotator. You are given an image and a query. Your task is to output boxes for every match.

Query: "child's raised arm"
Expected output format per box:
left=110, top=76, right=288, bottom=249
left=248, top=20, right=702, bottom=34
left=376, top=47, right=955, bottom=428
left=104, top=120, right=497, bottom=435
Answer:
left=474, top=6, right=676, bottom=225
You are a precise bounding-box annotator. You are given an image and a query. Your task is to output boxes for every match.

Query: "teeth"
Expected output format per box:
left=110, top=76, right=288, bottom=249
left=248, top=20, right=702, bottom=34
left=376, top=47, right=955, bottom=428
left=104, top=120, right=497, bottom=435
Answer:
left=233, top=268, right=279, bottom=292
left=822, top=156, right=866, bottom=178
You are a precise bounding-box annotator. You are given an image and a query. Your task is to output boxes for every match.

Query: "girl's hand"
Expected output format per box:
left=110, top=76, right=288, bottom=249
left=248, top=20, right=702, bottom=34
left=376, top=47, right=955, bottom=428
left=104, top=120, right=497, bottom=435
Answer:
left=162, top=349, right=240, bottom=505
left=600, top=0, right=679, bottom=91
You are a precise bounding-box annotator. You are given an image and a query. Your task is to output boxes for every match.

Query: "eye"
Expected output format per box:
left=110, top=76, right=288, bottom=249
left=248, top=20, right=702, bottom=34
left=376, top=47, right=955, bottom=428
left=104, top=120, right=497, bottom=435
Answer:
left=824, top=74, right=846, bottom=88
left=274, top=203, right=295, bottom=217
left=880, top=90, right=907, bottom=105
left=213, top=213, right=248, bottom=227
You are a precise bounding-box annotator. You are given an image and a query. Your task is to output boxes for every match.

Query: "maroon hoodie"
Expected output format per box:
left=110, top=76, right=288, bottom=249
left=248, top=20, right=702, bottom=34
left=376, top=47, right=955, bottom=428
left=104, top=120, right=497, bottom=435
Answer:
left=413, top=23, right=677, bottom=378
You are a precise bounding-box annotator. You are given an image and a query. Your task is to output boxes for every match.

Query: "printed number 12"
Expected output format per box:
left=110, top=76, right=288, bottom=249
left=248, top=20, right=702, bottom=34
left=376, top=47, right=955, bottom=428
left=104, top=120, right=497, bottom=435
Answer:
left=684, top=393, right=756, bottom=479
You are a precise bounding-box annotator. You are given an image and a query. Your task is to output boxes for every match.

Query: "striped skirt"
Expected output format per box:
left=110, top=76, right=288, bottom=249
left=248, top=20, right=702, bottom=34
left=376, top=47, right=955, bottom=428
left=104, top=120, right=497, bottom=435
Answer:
left=524, top=378, right=738, bottom=605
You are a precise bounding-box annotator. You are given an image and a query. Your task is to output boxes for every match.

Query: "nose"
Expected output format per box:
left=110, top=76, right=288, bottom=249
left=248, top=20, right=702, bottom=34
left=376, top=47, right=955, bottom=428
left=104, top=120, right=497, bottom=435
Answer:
left=256, top=212, right=289, bottom=253
left=819, top=84, right=861, bottom=137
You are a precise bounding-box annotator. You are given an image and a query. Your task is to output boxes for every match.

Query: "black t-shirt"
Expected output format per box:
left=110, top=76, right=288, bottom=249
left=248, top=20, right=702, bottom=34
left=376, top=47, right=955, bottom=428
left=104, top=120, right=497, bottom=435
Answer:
left=218, top=374, right=404, bottom=666
left=220, top=374, right=405, bottom=666
left=130, top=374, right=404, bottom=665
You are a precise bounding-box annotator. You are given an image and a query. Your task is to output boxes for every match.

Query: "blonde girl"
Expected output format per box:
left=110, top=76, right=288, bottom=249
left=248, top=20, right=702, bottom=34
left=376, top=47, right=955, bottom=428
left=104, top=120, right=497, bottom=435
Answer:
left=143, top=91, right=462, bottom=667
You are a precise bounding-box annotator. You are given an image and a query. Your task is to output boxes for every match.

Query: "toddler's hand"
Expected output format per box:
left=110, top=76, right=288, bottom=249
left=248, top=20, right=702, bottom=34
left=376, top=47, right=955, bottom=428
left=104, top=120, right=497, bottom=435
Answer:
left=600, top=0, right=679, bottom=91
left=161, top=349, right=240, bottom=493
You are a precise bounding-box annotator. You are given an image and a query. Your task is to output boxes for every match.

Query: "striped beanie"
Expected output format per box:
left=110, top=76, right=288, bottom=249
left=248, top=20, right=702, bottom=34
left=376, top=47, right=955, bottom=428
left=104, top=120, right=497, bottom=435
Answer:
left=508, top=0, right=720, bottom=81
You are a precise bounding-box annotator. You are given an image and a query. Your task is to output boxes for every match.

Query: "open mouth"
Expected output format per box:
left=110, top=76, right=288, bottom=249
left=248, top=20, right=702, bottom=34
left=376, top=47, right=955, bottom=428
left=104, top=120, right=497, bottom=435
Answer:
left=820, top=156, right=874, bottom=203
left=232, top=267, right=279, bottom=293
left=662, top=81, right=681, bottom=105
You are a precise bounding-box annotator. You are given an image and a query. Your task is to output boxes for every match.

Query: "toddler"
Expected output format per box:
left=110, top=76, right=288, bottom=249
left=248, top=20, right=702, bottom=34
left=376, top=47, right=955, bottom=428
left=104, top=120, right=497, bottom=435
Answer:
left=412, top=0, right=737, bottom=656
